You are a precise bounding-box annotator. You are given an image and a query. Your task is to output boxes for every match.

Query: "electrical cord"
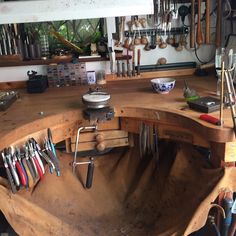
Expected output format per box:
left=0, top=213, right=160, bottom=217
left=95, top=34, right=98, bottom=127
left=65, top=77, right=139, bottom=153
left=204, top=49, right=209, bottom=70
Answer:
left=194, top=44, right=216, bottom=65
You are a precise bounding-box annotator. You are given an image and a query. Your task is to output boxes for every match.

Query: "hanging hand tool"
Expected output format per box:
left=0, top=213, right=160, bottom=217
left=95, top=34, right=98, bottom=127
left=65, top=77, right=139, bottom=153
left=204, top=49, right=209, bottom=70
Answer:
left=30, top=138, right=55, bottom=174
left=221, top=196, right=233, bottom=236
left=122, top=61, right=126, bottom=77
left=73, top=125, right=97, bottom=173
left=45, top=138, right=60, bottom=176
left=29, top=139, right=45, bottom=175
left=5, top=148, right=20, bottom=188
left=205, top=0, right=210, bottom=44
left=15, top=147, right=28, bottom=187
left=219, top=61, right=225, bottom=126
left=224, top=62, right=236, bottom=136
left=86, top=157, right=94, bottom=189
left=47, top=128, right=60, bottom=176
left=127, top=50, right=131, bottom=77
left=28, top=143, right=44, bottom=180
left=137, top=49, right=141, bottom=76
left=132, top=49, right=135, bottom=76
left=1, top=152, right=17, bottom=194
left=216, top=0, right=222, bottom=48
left=196, top=0, right=204, bottom=45
left=178, top=5, right=189, bottom=25
left=24, top=144, right=38, bottom=182
left=117, top=60, right=121, bottom=77
left=11, top=146, right=27, bottom=187
left=190, top=0, right=195, bottom=48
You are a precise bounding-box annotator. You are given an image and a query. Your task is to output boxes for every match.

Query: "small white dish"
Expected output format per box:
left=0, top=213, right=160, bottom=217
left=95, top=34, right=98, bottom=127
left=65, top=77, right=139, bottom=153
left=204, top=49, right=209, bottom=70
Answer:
left=151, top=78, right=176, bottom=94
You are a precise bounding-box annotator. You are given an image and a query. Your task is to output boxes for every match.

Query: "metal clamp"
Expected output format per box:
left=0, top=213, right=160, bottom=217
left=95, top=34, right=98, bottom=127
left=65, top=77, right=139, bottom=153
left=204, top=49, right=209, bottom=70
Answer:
left=72, top=125, right=97, bottom=173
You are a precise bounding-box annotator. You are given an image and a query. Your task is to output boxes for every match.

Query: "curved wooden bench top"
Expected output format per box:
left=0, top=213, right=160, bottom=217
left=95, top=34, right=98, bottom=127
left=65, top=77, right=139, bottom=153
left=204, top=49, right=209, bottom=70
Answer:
left=0, top=75, right=234, bottom=150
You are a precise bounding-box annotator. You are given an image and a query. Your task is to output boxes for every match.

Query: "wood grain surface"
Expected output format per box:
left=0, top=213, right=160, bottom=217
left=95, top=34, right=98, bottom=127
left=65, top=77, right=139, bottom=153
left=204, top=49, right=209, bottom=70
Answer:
left=0, top=75, right=235, bottom=163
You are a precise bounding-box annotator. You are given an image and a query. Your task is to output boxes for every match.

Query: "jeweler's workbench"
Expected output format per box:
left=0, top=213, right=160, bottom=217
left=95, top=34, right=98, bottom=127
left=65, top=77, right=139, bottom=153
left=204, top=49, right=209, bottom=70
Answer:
left=0, top=74, right=235, bottom=167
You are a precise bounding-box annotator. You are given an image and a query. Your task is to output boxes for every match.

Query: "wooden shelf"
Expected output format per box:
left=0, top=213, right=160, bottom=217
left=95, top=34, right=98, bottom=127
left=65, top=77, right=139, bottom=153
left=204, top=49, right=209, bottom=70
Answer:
left=0, top=55, right=132, bottom=67
left=105, top=68, right=196, bottom=82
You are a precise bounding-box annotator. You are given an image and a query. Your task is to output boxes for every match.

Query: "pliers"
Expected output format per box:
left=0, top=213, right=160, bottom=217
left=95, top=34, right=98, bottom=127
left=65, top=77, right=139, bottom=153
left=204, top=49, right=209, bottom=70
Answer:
left=5, top=148, right=20, bottom=188
left=30, top=138, right=55, bottom=174
left=24, top=143, right=39, bottom=181
left=45, top=128, right=60, bottom=176
left=11, top=146, right=28, bottom=187
left=27, top=142, right=44, bottom=180
left=1, top=151, right=17, bottom=193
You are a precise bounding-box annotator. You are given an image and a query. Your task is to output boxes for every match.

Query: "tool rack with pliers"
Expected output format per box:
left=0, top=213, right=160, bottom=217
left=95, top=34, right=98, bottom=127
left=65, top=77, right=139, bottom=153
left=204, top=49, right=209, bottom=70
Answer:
left=1, top=128, right=60, bottom=194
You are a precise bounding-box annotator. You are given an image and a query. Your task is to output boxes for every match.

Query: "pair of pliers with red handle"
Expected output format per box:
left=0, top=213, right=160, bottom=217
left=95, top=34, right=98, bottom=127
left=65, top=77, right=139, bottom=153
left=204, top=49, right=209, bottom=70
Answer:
left=10, top=146, right=28, bottom=188
left=30, top=138, right=55, bottom=174
left=27, top=142, right=44, bottom=180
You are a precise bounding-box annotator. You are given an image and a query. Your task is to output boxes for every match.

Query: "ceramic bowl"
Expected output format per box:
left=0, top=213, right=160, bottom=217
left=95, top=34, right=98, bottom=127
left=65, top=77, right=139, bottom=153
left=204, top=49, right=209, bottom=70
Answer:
left=151, top=78, right=176, bottom=94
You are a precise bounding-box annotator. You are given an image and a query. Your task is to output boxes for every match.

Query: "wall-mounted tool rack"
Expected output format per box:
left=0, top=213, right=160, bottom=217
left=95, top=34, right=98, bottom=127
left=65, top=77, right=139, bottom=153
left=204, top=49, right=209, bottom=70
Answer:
left=124, top=27, right=189, bottom=37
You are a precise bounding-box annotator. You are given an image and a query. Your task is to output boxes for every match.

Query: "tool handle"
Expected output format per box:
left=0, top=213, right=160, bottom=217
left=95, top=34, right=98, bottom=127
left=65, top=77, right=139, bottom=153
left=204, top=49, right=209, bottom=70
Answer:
left=19, top=160, right=28, bottom=187
left=132, top=62, right=136, bottom=76
left=47, top=149, right=60, bottom=176
left=216, top=0, right=222, bottom=48
left=117, top=61, right=121, bottom=77
left=221, top=197, right=233, bottom=236
left=199, top=114, right=221, bottom=125
left=26, top=158, right=37, bottom=181
left=196, top=0, right=203, bottom=45
left=33, top=157, right=44, bottom=180
left=35, top=151, right=45, bottom=174
left=86, top=161, right=94, bottom=189
left=22, top=158, right=34, bottom=188
left=40, top=151, right=55, bottom=173
left=137, top=49, right=140, bottom=65
left=15, top=161, right=27, bottom=187
left=5, top=167, right=17, bottom=194
left=122, top=62, right=126, bottom=77
left=8, top=161, right=20, bottom=187
left=190, top=0, right=195, bottom=48
left=228, top=214, right=236, bottom=236
left=205, top=0, right=210, bottom=44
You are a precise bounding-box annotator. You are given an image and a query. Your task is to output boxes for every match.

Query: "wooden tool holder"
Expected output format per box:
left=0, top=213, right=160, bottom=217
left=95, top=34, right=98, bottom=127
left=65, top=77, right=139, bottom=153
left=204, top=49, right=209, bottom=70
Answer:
left=124, top=27, right=189, bottom=37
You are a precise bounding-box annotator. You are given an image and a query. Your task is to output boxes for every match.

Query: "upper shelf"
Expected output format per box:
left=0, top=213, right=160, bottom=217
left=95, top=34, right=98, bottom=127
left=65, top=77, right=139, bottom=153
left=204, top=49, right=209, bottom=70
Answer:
left=0, top=55, right=132, bottom=67
left=0, top=0, right=153, bottom=24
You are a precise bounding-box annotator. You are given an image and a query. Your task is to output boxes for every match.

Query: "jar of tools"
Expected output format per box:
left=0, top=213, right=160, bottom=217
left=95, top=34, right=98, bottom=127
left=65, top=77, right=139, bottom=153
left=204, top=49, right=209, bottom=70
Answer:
left=40, top=34, right=50, bottom=59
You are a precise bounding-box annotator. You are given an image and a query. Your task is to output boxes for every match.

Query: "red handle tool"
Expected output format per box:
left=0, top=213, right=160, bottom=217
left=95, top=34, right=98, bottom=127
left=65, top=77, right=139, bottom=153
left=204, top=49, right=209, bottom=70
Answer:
left=199, top=114, right=221, bottom=126
left=33, top=157, right=44, bottom=180
left=15, top=161, right=27, bottom=187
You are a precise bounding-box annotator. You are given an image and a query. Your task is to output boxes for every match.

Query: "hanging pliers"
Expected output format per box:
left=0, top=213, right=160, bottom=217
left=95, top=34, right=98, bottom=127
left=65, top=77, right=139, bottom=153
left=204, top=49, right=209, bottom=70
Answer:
left=11, top=146, right=28, bottom=187
left=5, top=148, right=20, bottom=188
left=1, top=151, right=17, bottom=193
left=30, top=138, right=55, bottom=174
left=45, top=128, right=60, bottom=176
left=28, top=142, right=44, bottom=180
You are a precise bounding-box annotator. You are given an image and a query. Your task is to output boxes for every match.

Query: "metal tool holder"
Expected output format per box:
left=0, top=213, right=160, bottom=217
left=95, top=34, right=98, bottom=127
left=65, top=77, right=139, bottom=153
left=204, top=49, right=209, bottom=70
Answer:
left=124, top=27, right=189, bottom=38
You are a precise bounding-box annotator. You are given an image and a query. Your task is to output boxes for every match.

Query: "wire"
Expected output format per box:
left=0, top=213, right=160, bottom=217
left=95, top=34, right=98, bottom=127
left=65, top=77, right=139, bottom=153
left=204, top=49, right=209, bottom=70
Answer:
left=194, top=44, right=215, bottom=65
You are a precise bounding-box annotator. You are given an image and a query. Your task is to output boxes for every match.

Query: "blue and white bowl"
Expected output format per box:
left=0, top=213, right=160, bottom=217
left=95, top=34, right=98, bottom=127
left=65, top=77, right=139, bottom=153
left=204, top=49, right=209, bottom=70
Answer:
left=151, top=78, right=176, bottom=94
